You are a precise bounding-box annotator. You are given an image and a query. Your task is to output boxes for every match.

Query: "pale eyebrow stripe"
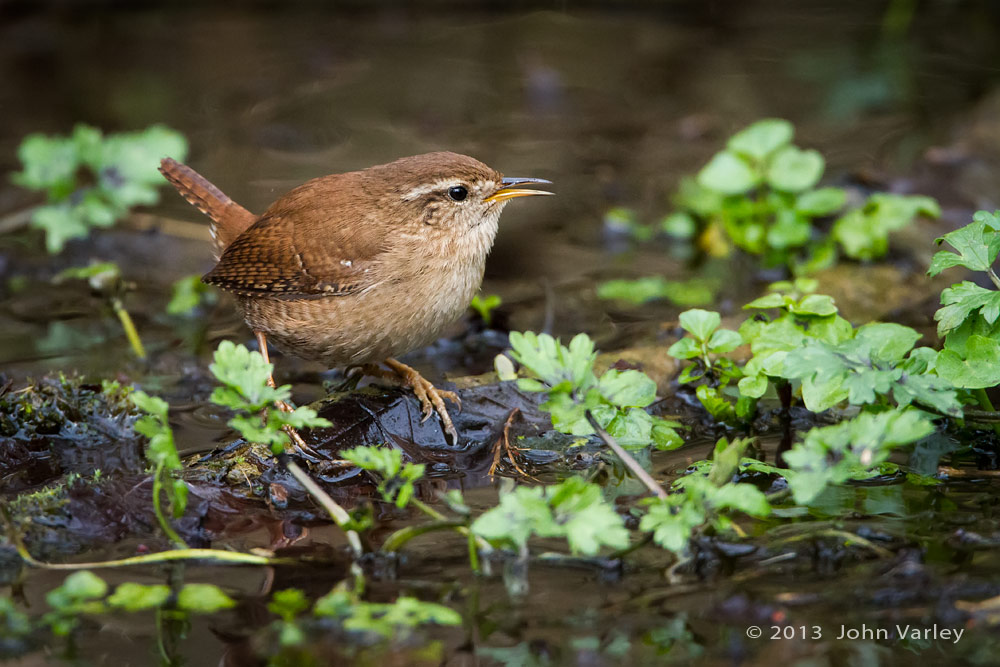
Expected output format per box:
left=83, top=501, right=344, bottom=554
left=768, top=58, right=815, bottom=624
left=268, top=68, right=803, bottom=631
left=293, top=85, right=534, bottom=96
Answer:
left=401, top=179, right=463, bottom=201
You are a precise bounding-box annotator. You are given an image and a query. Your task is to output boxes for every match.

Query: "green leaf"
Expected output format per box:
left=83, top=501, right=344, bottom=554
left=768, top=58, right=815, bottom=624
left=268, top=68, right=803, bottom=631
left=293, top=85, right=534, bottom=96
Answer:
left=209, top=340, right=289, bottom=410
left=766, top=146, right=824, bottom=193
left=792, top=294, right=837, bottom=317
left=660, top=211, right=697, bottom=238
left=744, top=293, right=787, bottom=310
left=48, top=571, right=108, bottom=607
left=470, top=293, right=502, bottom=326
left=936, top=335, right=1000, bottom=389
left=795, top=187, right=847, bottom=216
left=854, top=322, right=921, bottom=363
left=651, top=417, right=684, bottom=450
left=934, top=281, right=1000, bottom=337
left=597, top=276, right=716, bottom=307
left=107, top=583, right=171, bottom=612
left=548, top=477, right=629, bottom=554
left=766, top=210, right=812, bottom=249
left=639, top=497, right=705, bottom=554
left=737, top=374, right=768, bottom=398
left=168, top=275, right=216, bottom=316
left=697, top=150, right=759, bottom=195
left=177, top=584, right=236, bottom=613
left=707, top=328, right=742, bottom=353
left=678, top=309, right=721, bottom=342
left=472, top=477, right=627, bottom=555
left=31, top=204, right=90, bottom=254
left=598, top=369, right=656, bottom=408
left=726, top=119, right=794, bottom=161
left=783, top=410, right=933, bottom=504
left=666, top=337, right=701, bottom=360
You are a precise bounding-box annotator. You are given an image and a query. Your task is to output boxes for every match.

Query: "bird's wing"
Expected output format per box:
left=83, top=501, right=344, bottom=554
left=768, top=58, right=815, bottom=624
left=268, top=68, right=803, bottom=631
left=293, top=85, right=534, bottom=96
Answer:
left=202, top=176, right=388, bottom=297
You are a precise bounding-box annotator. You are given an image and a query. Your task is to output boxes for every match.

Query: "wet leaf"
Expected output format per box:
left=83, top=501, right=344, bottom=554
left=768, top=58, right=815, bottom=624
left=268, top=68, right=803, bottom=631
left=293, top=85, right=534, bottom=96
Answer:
left=697, top=150, right=758, bottom=195
left=766, top=146, right=824, bottom=192
left=107, top=583, right=171, bottom=612
left=726, top=118, right=794, bottom=161
left=795, top=187, right=847, bottom=216
left=177, top=584, right=236, bottom=614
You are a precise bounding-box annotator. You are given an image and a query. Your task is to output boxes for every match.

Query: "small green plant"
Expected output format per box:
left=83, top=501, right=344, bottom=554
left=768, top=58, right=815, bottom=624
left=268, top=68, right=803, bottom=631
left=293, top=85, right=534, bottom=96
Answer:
left=208, top=340, right=331, bottom=455
left=778, top=322, right=961, bottom=416
left=132, top=390, right=188, bottom=547
left=167, top=275, right=218, bottom=316
left=928, top=211, right=1000, bottom=397
left=43, top=571, right=108, bottom=637
left=639, top=438, right=771, bottom=553
left=667, top=309, right=752, bottom=424
left=341, top=447, right=424, bottom=509
left=54, top=261, right=146, bottom=359
left=781, top=408, right=934, bottom=504
left=736, top=280, right=854, bottom=401
left=672, top=118, right=938, bottom=272
left=269, top=589, right=310, bottom=647
left=37, top=571, right=234, bottom=641
left=314, top=587, right=461, bottom=640
left=470, top=293, right=502, bottom=327
left=13, top=124, right=188, bottom=253
left=471, top=476, right=629, bottom=555
left=507, top=331, right=682, bottom=450
left=597, top=276, right=716, bottom=307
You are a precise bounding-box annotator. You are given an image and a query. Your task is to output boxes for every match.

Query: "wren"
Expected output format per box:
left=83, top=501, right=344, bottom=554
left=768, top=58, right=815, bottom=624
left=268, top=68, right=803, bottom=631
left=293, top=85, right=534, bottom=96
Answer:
left=159, top=152, right=552, bottom=443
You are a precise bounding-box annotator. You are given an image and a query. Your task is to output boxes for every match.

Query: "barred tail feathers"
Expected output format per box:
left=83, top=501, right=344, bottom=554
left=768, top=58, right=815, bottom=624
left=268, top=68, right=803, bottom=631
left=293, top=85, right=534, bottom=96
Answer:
left=159, top=158, right=256, bottom=256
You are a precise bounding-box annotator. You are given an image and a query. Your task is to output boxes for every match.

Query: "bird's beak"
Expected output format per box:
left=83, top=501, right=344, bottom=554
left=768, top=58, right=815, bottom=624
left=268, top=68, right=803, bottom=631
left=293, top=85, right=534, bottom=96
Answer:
left=485, top=176, right=554, bottom=203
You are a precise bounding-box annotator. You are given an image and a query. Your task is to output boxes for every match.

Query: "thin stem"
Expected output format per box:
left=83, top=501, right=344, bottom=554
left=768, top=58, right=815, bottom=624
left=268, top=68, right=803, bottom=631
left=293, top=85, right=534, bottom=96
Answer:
left=112, top=298, right=146, bottom=359
left=3, top=502, right=291, bottom=570
left=973, top=389, right=1000, bottom=436
left=151, top=460, right=186, bottom=548
left=283, top=459, right=363, bottom=558
left=411, top=497, right=493, bottom=553
left=988, top=267, right=1000, bottom=291
left=467, top=532, right=481, bottom=574
left=380, top=520, right=467, bottom=552
left=585, top=410, right=668, bottom=500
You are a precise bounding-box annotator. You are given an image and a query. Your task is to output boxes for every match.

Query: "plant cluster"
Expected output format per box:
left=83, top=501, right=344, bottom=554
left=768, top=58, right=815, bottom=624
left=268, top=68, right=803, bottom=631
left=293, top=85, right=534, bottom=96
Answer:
left=208, top=340, right=331, bottom=455
left=597, top=119, right=940, bottom=307
left=508, top=331, right=682, bottom=450
left=6, top=569, right=457, bottom=658
left=13, top=124, right=188, bottom=253
left=675, top=118, right=939, bottom=271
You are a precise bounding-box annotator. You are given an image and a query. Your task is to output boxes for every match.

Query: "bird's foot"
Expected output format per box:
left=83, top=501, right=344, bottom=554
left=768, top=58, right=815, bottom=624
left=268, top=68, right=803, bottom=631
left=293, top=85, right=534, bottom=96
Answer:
left=369, top=358, right=462, bottom=443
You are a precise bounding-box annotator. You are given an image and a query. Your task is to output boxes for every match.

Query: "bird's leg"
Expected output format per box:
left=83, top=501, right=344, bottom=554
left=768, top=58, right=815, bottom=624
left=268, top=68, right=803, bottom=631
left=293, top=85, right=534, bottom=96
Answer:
left=255, top=331, right=323, bottom=461
left=374, top=358, right=462, bottom=443
left=256, top=331, right=294, bottom=412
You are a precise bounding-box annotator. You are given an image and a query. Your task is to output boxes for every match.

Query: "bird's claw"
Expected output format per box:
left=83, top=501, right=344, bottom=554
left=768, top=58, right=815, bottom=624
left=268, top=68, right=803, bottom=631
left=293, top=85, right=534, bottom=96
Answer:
left=383, top=358, right=462, bottom=443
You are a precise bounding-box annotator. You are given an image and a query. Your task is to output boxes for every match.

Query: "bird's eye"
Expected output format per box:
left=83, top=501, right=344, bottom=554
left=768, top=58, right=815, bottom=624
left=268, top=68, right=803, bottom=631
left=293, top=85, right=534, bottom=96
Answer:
left=447, top=185, right=468, bottom=202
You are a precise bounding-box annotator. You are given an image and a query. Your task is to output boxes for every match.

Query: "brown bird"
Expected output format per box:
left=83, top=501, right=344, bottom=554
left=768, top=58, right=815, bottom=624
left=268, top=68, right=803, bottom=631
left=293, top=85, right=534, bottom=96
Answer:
left=159, top=152, right=552, bottom=444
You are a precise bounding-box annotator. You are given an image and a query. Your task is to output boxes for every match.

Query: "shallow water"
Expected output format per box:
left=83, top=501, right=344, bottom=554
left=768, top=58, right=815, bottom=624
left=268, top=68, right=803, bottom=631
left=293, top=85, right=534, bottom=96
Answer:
left=4, top=2, right=1000, bottom=665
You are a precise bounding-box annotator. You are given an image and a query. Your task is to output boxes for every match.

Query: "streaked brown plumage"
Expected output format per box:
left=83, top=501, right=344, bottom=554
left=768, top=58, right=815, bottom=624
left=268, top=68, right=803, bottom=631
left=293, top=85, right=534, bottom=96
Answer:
left=159, top=152, right=551, bottom=443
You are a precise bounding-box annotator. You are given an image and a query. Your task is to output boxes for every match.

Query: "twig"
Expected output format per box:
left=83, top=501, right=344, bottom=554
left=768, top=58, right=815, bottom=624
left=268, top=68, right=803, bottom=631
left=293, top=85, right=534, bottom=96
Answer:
left=1, top=504, right=291, bottom=569
left=380, top=520, right=467, bottom=552
left=112, top=297, right=147, bottom=360
left=283, top=459, right=363, bottom=558
left=585, top=410, right=668, bottom=500
left=489, top=408, right=532, bottom=479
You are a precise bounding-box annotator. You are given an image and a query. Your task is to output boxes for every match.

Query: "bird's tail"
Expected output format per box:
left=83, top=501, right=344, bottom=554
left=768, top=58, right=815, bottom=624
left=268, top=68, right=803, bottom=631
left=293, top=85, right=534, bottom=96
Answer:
left=159, top=157, right=256, bottom=257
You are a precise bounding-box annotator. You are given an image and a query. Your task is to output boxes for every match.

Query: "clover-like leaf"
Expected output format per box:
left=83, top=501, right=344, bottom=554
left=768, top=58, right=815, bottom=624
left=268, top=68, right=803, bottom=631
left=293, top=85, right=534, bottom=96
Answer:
left=697, top=150, right=759, bottom=195
left=766, top=146, right=824, bottom=193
